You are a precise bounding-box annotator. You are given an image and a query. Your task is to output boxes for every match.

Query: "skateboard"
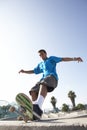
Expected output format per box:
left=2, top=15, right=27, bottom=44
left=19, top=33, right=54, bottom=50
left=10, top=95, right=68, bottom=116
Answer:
left=9, top=93, right=33, bottom=122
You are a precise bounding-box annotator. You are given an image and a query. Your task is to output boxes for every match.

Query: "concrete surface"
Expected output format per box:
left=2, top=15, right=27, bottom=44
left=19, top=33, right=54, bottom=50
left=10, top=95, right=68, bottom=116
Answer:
left=0, top=110, right=87, bottom=130
left=0, top=116, right=87, bottom=130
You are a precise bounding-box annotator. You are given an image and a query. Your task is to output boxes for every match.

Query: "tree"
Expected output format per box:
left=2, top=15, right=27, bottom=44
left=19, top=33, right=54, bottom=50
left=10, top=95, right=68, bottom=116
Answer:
left=50, top=96, right=57, bottom=110
left=61, top=103, right=69, bottom=112
left=76, top=103, right=85, bottom=110
left=68, top=91, right=76, bottom=109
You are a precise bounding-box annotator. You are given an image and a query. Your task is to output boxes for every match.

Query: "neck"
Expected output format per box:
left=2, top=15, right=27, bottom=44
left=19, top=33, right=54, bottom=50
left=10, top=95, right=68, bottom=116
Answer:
left=43, top=57, right=48, bottom=61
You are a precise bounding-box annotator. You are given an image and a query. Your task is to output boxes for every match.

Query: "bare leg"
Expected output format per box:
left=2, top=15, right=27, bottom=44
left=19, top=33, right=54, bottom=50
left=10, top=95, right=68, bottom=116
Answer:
left=30, top=85, right=47, bottom=109
left=32, top=85, right=48, bottom=119
left=33, top=84, right=47, bottom=109
left=39, top=84, right=47, bottom=98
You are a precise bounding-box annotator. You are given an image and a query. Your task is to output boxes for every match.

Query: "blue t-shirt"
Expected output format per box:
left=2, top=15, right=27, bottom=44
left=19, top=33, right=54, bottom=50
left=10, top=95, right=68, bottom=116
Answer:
left=34, top=56, right=62, bottom=80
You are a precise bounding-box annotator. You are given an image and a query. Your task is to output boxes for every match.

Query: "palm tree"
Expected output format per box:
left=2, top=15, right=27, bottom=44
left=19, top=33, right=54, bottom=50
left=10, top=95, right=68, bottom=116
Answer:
left=68, top=91, right=76, bottom=108
left=50, top=96, right=57, bottom=110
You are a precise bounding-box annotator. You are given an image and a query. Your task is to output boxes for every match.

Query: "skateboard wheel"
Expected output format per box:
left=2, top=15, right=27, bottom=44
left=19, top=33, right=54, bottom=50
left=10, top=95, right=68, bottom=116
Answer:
left=9, top=106, right=15, bottom=112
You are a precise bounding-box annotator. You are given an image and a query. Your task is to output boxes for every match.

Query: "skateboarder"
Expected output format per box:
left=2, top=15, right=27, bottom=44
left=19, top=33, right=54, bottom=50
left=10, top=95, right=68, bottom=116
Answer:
left=19, top=49, right=83, bottom=119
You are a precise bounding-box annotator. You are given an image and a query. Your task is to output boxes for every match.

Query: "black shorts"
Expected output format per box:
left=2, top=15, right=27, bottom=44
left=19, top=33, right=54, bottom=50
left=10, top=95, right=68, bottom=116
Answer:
left=29, top=75, right=58, bottom=94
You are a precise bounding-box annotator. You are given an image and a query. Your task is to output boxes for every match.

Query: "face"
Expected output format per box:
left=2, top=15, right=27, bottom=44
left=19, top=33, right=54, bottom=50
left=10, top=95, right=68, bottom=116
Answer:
left=38, top=51, right=47, bottom=60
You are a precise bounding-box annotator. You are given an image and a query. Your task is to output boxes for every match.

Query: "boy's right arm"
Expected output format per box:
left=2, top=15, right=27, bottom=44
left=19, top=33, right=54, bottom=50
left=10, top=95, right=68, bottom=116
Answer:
left=19, top=69, right=34, bottom=74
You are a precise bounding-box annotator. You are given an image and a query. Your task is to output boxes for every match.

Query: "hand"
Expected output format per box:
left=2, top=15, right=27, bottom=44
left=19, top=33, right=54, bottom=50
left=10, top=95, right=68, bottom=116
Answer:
left=19, top=69, right=25, bottom=74
left=75, top=57, right=83, bottom=63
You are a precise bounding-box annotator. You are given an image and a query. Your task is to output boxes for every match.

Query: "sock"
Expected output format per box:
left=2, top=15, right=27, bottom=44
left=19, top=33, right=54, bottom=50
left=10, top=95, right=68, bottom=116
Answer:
left=33, top=95, right=44, bottom=109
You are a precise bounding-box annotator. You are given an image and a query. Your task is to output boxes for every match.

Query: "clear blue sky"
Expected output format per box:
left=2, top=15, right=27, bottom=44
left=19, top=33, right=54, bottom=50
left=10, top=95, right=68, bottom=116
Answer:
left=0, top=0, right=87, bottom=110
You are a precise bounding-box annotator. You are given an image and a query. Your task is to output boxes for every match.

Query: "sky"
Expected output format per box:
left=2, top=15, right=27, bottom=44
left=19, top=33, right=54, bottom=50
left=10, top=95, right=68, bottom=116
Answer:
left=0, top=0, right=87, bottom=110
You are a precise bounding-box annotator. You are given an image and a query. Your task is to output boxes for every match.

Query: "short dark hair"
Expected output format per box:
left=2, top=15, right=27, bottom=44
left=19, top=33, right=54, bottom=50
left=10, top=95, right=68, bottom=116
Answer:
left=38, top=49, right=47, bottom=54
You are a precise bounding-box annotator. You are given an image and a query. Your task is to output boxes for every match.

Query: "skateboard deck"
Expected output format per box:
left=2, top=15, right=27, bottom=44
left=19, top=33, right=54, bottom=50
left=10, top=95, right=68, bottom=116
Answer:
left=9, top=93, right=33, bottom=122
left=16, top=93, right=33, bottom=119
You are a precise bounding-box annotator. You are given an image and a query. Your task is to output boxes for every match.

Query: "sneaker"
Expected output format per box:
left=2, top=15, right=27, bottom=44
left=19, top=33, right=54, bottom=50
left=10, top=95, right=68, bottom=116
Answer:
left=33, top=104, right=43, bottom=120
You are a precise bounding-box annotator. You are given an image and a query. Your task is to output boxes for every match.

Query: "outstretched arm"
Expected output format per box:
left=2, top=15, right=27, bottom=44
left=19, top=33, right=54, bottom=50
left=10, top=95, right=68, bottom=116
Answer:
left=62, top=57, right=83, bottom=63
left=19, top=69, right=34, bottom=74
